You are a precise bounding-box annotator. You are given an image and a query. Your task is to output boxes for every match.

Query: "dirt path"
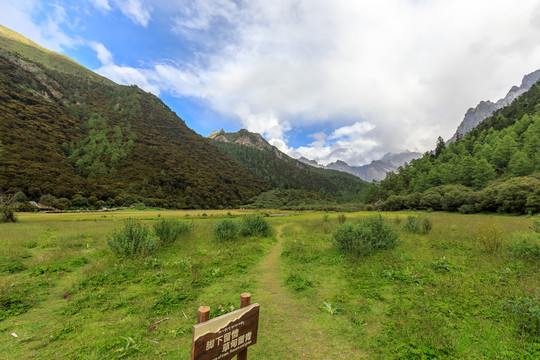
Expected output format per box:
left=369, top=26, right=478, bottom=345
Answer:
left=250, top=225, right=365, bottom=359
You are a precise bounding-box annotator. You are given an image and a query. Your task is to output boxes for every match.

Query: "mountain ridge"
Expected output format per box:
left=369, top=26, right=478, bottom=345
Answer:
left=0, top=25, right=269, bottom=208
left=448, top=68, right=540, bottom=143
left=207, top=129, right=369, bottom=201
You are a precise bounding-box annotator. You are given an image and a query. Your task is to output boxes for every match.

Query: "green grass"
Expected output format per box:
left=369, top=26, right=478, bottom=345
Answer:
left=0, top=210, right=538, bottom=359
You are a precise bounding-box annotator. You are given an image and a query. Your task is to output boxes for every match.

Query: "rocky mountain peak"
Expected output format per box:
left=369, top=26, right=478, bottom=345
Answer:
left=449, top=69, right=540, bottom=143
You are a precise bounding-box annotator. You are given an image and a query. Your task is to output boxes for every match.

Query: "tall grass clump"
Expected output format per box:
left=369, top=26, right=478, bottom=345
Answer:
left=510, top=235, right=540, bottom=260
left=475, top=222, right=503, bottom=253
left=403, top=215, right=432, bottom=234
left=532, top=216, right=540, bottom=234
left=153, top=218, right=193, bottom=245
left=240, top=214, right=272, bottom=237
left=213, top=219, right=239, bottom=241
left=108, top=218, right=159, bottom=256
left=333, top=214, right=398, bottom=257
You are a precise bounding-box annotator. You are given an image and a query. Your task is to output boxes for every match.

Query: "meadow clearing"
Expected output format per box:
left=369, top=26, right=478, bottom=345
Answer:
left=0, top=210, right=538, bottom=359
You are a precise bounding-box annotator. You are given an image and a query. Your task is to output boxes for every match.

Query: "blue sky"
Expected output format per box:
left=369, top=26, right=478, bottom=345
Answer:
left=1, top=0, right=540, bottom=165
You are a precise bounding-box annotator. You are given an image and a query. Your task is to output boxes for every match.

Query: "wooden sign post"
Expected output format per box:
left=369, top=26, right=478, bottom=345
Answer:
left=191, top=293, right=259, bottom=360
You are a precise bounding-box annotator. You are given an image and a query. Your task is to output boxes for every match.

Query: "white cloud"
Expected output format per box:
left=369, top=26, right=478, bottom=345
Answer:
left=89, top=0, right=152, bottom=26
left=113, top=0, right=152, bottom=27
left=88, top=41, right=113, bottom=65
left=291, top=122, right=380, bottom=166
left=154, top=0, right=540, bottom=165
left=95, top=63, right=162, bottom=95
left=0, top=0, right=80, bottom=52
left=89, top=0, right=111, bottom=11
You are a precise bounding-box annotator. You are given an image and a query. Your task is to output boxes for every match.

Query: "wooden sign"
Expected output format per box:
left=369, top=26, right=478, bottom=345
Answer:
left=191, top=303, right=259, bottom=360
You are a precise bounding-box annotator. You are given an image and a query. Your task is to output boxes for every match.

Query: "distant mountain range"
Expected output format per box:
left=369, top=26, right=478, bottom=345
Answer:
left=298, top=152, right=422, bottom=182
left=448, top=69, right=540, bottom=143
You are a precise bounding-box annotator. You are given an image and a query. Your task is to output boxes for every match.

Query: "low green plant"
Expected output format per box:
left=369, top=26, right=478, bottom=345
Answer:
left=333, top=215, right=399, bottom=257
left=475, top=222, right=503, bottom=253
left=322, top=302, right=344, bottom=316
left=213, top=219, right=239, bottom=241
left=240, top=214, right=271, bottom=237
left=285, top=273, right=313, bottom=292
left=503, top=297, right=540, bottom=337
left=431, top=256, right=452, bottom=272
left=107, top=218, right=159, bottom=256
left=337, top=213, right=347, bottom=224
left=510, top=236, right=540, bottom=260
left=153, top=218, right=193, bottom=245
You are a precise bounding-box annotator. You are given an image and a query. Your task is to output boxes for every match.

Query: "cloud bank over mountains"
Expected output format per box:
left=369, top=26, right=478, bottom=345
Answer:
left=1, top=0, right=540, bottom=166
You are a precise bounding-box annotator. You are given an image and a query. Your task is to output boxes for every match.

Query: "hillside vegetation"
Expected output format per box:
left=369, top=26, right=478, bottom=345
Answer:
left=0, top=26, right=269, bottom=208
left=209, top=130, right=369, bottom=202
left=371, top=80, right=540, bottom=214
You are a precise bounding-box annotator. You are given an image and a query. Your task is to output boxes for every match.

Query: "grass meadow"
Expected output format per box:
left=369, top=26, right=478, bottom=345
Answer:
left=0, top=210, right=538, bottom=359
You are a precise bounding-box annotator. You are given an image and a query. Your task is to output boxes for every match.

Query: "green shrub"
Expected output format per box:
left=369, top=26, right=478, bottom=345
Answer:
left=503, top=297, right=540, bottom=337
left=153, top=218, right=192, bottom=245
left=458, top=204, right=476, bottom=214
left=475, top=222, right=503, bottom=253
left=240, top=215, right=271, bottom=237
left=107, top=218, right=159, bottom=256
left=133, top=202, right=146, bottom=210
left=337, top=213, right=347, bottom=224
left=285, top=273, right=313, bottom=292
left=403, top=215, right=432, bottom=234
left=333, top=215, right=398, bottom=257
left=403, top=215, right=421, bottom=233
left=213, top=219, right=239, bottom=241
left=420, top=217, right=433, bottom=234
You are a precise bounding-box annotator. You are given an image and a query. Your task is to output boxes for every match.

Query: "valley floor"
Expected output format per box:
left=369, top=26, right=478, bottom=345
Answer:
left=0, top=210, right=538, bottom=359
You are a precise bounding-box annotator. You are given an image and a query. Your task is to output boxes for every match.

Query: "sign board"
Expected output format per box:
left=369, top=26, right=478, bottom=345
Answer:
left=191, top=303, right=259, bottom=360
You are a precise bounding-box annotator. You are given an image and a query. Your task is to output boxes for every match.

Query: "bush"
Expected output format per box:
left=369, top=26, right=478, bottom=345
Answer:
left=54, top=198, right=71, bottom=211
left=475, top=222, right=503, bottom=253
left=420, top=217, right=433, bottom=234
left=107, top=218, right=159, bottom=256
left=403, top=215, right=420, bottom=233
left=39, top=194, right=57, bottom=207
left=333, top=215, right=398, bottom=257
left=213, top=219, right=239, bottom=241
left=458, top=204, right=477, bottom=214
left=337, top=214, right=347, bottom=224
left=503, top=297, right=540, bottom=337
left=153, top=218, right=193, bottom=245
left=240, top=215, right=271, bottom=237
left=71, top=194, right=88, bottom=208
left=403, top=215, right=432, bottom=234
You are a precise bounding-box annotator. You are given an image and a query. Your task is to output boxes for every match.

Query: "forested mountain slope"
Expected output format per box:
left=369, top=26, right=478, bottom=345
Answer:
left=370, top=79, right=540, bottom=214
left=0, top=25, right=269, bottom=208
left=209, top=129, right=369, bottom=201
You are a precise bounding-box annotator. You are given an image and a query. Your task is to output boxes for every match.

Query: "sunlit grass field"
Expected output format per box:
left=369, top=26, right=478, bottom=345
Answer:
left=0, top=210, right=538, bottom=359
